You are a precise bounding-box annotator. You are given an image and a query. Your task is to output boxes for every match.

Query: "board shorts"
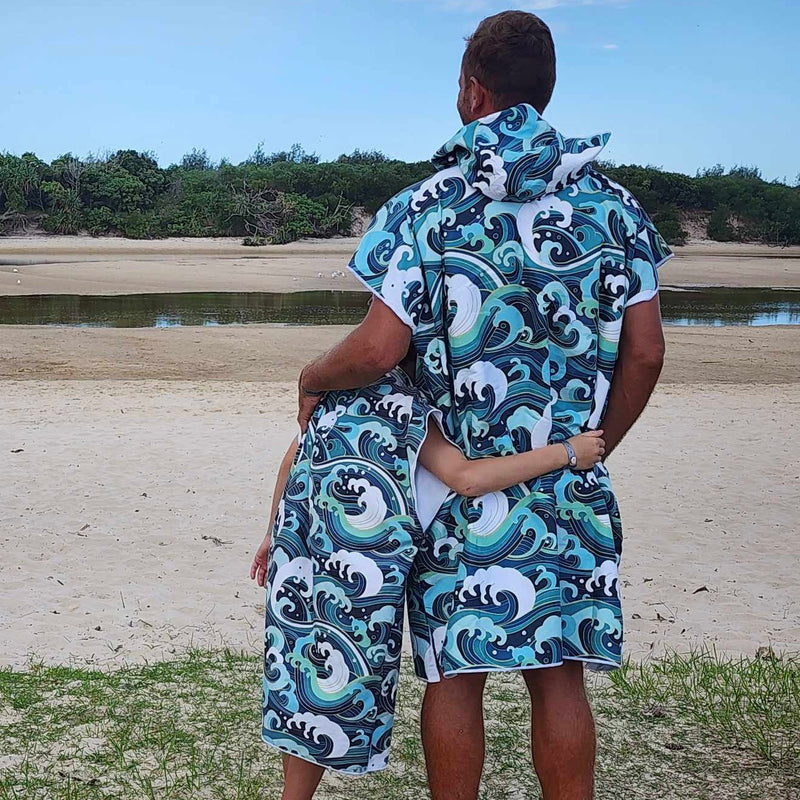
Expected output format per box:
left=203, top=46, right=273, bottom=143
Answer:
left=261, top=370, right=624, bottom=774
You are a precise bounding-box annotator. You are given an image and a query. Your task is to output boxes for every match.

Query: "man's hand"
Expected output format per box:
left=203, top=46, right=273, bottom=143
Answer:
left=567, top=430, right=606, bottom=469
left=250, top=533, right=271, bottom=587
left=297, top=370, right=324, bottom=433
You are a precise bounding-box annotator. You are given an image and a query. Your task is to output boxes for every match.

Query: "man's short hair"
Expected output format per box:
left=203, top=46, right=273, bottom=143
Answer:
left=462, top=10, right=556, bottom=114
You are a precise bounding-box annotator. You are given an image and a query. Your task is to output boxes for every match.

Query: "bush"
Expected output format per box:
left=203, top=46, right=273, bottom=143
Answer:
left=242, top=235, right=267, bottom=246
left=84, top=206, right=115, bottom=236
left=114, top=211, right=165, bottom=239
left=2, top=147, right=800, bottom=244
left=653, top=204, right=688, bottom=246
left=231, top=185, right=352, bottom=245
left=81, top=163, right=148, bottom=212
left=41, top=181, right=82, bottom=234
left=707, top=205, right=738, bottom=242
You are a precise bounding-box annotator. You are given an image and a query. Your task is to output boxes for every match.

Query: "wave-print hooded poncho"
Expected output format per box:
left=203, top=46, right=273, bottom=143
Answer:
left=347, top=103, right=673, bottom=677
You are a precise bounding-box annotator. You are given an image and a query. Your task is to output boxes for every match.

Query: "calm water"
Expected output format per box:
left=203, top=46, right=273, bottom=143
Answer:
left=0, top=291, right=371, bottom=327
left=0, top=288, right=798, bottom=327
left=660, top=287, right=800, bottom=326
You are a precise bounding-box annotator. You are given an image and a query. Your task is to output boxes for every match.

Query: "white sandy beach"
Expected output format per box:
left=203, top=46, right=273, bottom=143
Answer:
left=2, top=378, right=797, bottom=668
left=1, top=236, right=800, bottom=294
left=1, top=238, right=798, bottom=668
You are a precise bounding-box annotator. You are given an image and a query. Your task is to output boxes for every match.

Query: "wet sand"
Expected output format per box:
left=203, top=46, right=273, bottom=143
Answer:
left=0, top=324, right=798, bottom=385
left=1, top=236, right=799, bottom=296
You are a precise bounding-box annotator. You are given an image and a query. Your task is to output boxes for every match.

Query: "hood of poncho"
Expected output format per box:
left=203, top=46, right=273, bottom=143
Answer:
left=432, top=103, right=610, bottom=202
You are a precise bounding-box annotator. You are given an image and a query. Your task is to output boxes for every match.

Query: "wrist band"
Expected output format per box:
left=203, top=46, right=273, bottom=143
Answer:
left=562, top=441, right=578, bottom=469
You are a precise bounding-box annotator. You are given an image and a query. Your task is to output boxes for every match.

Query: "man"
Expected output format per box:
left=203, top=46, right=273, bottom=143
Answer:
left=297, top=11, right=670, bottom=799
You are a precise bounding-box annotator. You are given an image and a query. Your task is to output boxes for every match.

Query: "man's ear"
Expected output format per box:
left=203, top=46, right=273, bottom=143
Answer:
left=467, top=76, right=496, bottom=118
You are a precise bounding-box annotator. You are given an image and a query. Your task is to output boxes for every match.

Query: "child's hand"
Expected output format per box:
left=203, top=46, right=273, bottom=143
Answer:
left=567, top=430, right=605, bottom=469
left=250, top=533, right=271, bottom=587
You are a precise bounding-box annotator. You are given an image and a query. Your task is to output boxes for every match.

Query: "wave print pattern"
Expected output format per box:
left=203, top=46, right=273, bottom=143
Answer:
left=349, top=104, right=671, bottom=678
left=262, top=370, right=437, bottom=774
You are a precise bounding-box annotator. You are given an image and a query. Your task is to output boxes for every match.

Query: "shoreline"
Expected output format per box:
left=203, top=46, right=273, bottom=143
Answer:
left=1, top=324, right=798, bottom=384
left=1, top=236, right=798, bottom=295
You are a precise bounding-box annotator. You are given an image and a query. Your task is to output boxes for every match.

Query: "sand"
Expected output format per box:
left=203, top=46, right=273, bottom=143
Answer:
left=1, top=236, right=798, bottom=668
left=1, top=236, right=799, bottom=295
left=2, top=377, right=797, bottom=668
left=0, top=237, right=364, bottom=296
left=661, top=241, right=800, bottom=288
left=1, top=324, right=798, bottom=385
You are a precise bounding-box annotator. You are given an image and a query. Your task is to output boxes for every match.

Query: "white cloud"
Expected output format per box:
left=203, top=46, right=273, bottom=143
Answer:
left=417, top=0, right=633, bottom=10
left=521, top=0, right=629, bottom=7
left=602, top=43, right=620, bottom=49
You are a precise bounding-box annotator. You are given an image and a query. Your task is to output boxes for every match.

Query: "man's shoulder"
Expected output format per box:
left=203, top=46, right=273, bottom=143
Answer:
left=581, top=168, right=648, bottom=231
left=381, top=165, right=475, bottom=221
left=374, top=164, right=649, bottom=238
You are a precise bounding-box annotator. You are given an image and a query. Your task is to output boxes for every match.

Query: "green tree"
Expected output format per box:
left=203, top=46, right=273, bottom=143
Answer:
left=41, top=181, right=82, bottom=234
left=2, top=144, right=800, bottom=245
left=178, top=148, right=214, bottom=171
left=336, top=149, right=391, bottom=165
left=243, top=142, right=319, bottom=167
left=0, top=152, right=49, bottom=213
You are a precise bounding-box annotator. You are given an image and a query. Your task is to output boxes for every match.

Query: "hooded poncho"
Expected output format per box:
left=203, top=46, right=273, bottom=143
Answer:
left=347, top=103, right=673, bottom=677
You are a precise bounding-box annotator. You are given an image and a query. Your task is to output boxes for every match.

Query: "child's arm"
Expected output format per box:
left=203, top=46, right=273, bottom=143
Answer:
left=250, top=439, right=298, bottom=587
left=418, top=425, right=605, bottom=498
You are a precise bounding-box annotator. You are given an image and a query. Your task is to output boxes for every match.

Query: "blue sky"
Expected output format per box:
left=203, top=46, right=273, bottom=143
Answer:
left=1, top=0, right=797, bottom=181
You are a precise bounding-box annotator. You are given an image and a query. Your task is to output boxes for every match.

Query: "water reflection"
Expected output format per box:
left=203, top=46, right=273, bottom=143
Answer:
left=0, top=288, right=798, bottom=328
left=660, top=287, right=800, bottom=326
left=0, top=291, right=372, bottom=327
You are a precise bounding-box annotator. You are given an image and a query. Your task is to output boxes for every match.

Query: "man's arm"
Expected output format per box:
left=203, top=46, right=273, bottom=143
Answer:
left=250, top=439, right=298, bottom=587
left=601, top=295, right=665, bottom=457
left=297, top=297, right=411, bottom=430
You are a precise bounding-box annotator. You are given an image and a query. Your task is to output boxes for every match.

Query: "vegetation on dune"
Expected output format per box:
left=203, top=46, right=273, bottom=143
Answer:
left=0, top=649, right=797, bottom=799
left=593, top=161, right=800, bottom=247
left=0, top=146, right=426, bottom=245
left=1, top=144, right=799, bottom=246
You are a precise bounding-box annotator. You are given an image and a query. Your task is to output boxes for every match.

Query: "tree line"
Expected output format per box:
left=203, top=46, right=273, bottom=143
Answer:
left=1, top=144, right=798, bottom=246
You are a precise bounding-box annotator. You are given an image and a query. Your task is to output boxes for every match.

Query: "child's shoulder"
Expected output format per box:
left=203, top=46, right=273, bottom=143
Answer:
left=311, top=370, right=437, bottom=439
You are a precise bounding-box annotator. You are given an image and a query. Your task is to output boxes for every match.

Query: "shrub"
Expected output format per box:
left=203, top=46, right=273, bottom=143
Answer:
left=114, top=211, right=166, bottom=239
left=84, top=206, right=115, bottom=236
left=230, top=184, right=352, bottom=245
left=2, top=147, right=799, bottom=244
left=707, top=205, right=738, bottom=242
left=41, top=181, right=82, bottom=234
left=653, top=204, right=688, bottom=246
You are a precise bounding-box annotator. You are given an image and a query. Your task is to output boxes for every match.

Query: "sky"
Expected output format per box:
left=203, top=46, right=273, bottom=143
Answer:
left=1, top=0, right=798, bottom=182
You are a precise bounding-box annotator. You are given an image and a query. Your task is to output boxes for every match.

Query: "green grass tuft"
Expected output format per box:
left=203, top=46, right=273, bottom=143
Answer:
left=0, top=649, right=797, bottom=800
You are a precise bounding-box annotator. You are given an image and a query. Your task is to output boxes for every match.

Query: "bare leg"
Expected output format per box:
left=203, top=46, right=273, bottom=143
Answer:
left=281, top=754, right=324, bottom=800
left=421, top=672, right=487, bottom=800
left=523, top=662, right=595, bottom=800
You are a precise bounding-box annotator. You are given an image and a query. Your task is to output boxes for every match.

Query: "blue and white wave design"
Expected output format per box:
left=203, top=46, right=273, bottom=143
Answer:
left=348, top=103, right=672, bottom=679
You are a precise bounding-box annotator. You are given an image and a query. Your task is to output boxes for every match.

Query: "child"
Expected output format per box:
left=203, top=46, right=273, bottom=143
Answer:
left=250, top=367, right=603, bottom=798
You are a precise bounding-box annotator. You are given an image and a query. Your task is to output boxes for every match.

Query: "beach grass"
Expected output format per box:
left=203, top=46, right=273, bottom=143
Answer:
left=1, top=649, right=797, bottom=800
